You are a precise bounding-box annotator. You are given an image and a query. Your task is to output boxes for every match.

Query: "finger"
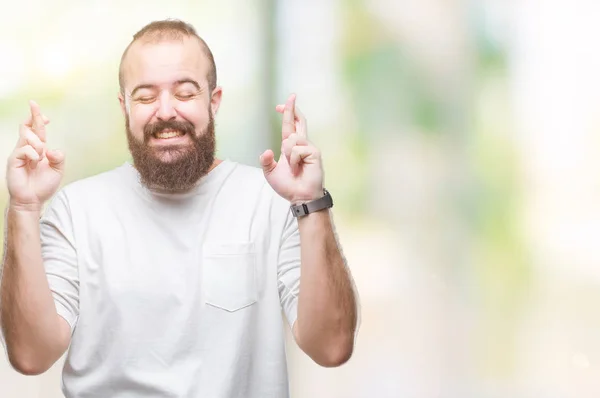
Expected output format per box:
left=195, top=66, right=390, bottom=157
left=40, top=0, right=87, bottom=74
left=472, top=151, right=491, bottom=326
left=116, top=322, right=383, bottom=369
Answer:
left=289, top=145, right=315, bottom=175
left=259, top=149, right=277, bottom=174
left=282, top=133, right=309, bottom=164
left=29, top=100, right=47, bottom=142
left=277, top=104, right=307, bottom=137
left=18, top=124, right=45, bottom=157
left=11, top=145, right=40, bottom=169
left=46, top=149, right=66, bottom=171
left=281, top=94, right=296, bottom=139
left=281, top=133, right=297, bottom=161
left=294, top=105, right=308, bottom=139
left=16, top=124, right=28, bottom=147
left=24, top=114, right=50, bottom=128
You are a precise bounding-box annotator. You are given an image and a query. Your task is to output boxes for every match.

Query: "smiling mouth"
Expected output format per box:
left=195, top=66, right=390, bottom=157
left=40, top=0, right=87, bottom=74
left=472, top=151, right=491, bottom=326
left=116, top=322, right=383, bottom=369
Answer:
left=153, top=129, right=185, bottom=139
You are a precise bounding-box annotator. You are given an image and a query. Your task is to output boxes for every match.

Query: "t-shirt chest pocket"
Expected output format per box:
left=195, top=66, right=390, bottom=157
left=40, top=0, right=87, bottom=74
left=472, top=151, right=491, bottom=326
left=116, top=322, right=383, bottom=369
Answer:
left=201, top=242, right=258, bottom=312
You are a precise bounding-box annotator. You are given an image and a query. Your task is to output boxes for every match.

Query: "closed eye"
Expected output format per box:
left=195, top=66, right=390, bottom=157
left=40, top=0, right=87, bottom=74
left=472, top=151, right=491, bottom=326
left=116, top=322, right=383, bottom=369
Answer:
left=176, top=93, right=198, bottom=101
left=136, top=96, right=157, bottom=104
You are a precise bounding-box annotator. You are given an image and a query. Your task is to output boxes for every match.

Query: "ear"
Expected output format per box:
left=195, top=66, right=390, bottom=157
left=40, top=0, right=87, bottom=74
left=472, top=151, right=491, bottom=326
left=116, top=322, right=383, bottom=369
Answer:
left=210, top=86, right=223, bottom=117
left=118, top=92, right=127, bottom=117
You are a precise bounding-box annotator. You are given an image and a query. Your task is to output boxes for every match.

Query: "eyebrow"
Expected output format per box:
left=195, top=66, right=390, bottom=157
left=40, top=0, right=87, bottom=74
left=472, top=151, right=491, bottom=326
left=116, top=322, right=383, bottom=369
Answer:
left=130, top=79, right=202, bottom=97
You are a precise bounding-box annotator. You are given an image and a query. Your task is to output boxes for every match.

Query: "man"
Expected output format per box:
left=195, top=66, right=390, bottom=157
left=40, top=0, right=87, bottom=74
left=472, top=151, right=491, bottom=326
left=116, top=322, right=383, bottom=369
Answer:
left=0, top=19, right=358, bottom=398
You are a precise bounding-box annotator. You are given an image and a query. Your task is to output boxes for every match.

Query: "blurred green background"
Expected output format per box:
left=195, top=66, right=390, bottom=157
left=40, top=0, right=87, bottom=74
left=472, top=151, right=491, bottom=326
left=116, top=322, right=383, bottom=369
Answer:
left=2, top=0, right=600, bottom=397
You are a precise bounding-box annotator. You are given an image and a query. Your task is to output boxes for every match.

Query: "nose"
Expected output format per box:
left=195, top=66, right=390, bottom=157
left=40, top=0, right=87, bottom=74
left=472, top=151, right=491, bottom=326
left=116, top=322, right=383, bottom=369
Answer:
left=156, top=91, right=177, bottom=121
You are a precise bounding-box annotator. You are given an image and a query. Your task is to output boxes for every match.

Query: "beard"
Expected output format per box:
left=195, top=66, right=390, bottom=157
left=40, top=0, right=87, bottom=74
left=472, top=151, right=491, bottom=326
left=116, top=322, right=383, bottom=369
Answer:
left=125, top=112, right=216, bottom=192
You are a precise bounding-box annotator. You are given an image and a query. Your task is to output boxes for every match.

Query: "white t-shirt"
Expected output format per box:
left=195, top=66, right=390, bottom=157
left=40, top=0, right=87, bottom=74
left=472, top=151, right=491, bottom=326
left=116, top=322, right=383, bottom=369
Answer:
left=38, top=160, right=302, bottom=397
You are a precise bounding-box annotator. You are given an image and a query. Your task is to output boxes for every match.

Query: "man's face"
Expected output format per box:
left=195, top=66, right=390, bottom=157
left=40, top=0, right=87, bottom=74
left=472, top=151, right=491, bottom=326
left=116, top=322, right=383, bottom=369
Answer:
left=119, top=37, right=221, bottom=191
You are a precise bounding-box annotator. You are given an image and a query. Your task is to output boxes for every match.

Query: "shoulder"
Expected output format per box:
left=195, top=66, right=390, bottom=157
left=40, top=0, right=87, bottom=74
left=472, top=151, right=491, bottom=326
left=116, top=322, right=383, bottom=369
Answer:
left=47, top=163, right=134, bottom=212
left=226, top=162, right=267, bottom=185
left=217, top=160, right=291, bottom=218
left=223, top=162, right=287, bottom=204
left=62, top=163, right=133, bottom=196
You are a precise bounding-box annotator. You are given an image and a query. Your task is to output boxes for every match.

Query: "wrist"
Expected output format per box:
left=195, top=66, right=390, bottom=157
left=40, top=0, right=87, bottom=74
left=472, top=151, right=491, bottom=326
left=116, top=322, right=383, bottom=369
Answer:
left=290, top=188, right=325, bottom=206
left=8, top=199, right=43, bottom=214
left=290, top=188, right=333, bottom=218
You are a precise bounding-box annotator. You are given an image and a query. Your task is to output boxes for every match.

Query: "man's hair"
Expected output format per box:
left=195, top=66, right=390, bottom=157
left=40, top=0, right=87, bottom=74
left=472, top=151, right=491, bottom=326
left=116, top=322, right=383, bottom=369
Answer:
left=118, top=19, right=217, bottom=95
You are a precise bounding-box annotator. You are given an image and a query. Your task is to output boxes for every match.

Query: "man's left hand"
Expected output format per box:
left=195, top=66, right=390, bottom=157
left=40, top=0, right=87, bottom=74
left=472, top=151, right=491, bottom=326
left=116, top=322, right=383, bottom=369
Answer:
left=260, top=94, right=324, bottom=204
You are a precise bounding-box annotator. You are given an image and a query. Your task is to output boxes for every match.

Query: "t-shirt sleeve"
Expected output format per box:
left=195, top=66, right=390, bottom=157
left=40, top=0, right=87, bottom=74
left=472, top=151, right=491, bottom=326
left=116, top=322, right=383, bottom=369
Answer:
left=40, top=190, right=80, bottom=332
left=277, top=208, right=301, bottom=330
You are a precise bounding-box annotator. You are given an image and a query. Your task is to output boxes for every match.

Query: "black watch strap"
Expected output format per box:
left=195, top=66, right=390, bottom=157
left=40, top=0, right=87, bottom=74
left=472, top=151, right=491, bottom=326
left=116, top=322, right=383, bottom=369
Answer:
left=290, top=189, right=333, bottom=217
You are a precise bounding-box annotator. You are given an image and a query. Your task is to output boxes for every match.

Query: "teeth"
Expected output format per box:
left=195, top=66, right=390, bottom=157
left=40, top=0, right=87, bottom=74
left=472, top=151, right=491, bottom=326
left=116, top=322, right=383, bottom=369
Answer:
left=155, top=129, right=183, bottom=139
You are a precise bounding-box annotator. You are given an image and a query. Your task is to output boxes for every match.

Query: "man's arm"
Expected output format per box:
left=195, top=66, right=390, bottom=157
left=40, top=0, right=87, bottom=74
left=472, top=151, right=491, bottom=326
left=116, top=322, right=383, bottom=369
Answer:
left=1, top=205, right=71, bottom=375
left=1, top=100, right=74, bottom=375
left=262, top=94, right=359, bottom=367
left=291, top=209, right=358, bottom=367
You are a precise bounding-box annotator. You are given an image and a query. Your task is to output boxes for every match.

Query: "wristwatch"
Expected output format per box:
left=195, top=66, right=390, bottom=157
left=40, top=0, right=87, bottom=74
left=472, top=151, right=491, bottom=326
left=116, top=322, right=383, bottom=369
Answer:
left=290, top=189, right=333, bottom=217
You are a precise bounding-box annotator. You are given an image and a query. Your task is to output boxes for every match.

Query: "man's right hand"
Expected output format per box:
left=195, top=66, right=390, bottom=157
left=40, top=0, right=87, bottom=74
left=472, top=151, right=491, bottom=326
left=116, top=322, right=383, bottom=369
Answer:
left=6, top=100, right=65, bottom=212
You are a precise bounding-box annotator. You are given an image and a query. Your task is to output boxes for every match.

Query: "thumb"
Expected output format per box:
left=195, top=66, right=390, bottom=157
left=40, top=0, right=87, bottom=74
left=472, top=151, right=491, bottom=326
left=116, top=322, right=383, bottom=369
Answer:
left=46, top=149, right=65, bottom=171
left=259, top=149, right=277, bottom=174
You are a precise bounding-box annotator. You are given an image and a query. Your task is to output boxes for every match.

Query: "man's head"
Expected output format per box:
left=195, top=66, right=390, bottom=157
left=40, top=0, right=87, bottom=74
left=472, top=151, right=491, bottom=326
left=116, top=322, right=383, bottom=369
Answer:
left=118, top=19, right=222, bottom=192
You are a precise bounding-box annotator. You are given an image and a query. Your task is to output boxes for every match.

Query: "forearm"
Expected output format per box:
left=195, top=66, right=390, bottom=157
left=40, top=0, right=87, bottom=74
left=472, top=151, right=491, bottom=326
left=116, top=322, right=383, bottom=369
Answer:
left=295, top=209, right=357, bottom=366
left=1, top=206, right=68, bottom=374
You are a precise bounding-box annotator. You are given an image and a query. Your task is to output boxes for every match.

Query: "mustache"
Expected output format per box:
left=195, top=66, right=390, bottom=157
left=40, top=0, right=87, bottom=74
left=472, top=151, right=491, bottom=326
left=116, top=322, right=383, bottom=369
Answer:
left=143, top=120, right=195, bottom=142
